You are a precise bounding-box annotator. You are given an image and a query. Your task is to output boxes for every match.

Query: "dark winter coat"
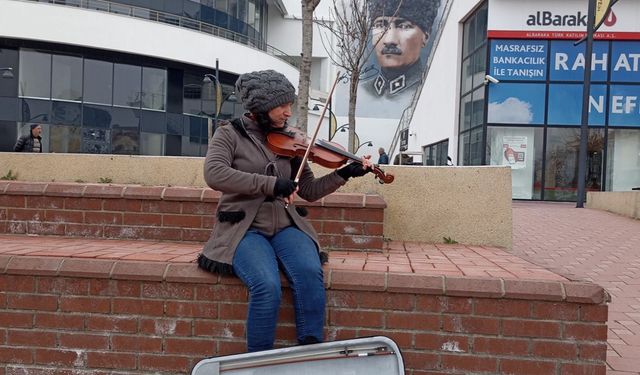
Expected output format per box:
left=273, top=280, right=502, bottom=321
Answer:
left=14, top=135, right=42, bottom=153
left=198, top=115, right=347, bottom=275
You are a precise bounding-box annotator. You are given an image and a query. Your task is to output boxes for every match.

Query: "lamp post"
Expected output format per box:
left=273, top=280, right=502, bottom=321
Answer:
left=203, top=58, right=222, bottom=139
left=311, top=102, right=339, bottom=140
left=0, top=67, right=14, bottom=79
left=355, top=141, right=373, bottom=153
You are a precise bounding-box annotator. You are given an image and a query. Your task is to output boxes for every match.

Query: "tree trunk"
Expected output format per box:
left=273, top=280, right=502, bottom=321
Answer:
left=348, top=70, right=360, bottom=153
left=297, top=0, right=319, bottom=132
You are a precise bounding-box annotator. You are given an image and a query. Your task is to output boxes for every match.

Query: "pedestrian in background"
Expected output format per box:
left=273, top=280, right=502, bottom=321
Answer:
left=14, top=124, right=43, bottom=153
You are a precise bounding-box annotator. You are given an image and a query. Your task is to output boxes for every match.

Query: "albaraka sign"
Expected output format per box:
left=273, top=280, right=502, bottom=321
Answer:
left=488, top=0, right=640, bottom=40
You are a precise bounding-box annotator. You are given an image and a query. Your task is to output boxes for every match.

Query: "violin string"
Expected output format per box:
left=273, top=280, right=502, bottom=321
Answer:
left=315, top=139, right=361, bottom=163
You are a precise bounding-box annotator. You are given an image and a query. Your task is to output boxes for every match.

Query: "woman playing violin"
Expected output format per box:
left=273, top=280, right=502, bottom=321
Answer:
left=197, top=69, right=373, bottom=352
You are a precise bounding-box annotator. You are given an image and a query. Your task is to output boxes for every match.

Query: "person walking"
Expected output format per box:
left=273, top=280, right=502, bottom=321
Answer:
left=14, top=124, right=43, bottom=153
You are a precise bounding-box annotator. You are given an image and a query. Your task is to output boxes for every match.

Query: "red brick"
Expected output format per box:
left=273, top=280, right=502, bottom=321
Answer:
left=504, top=279, right=564, bottom=301
left=415, top=333, right=470, bottom=352
left=65, top=223, right=103, bottom=237
left=531, top=340, right=577, bottom=359
left=325, top=327, right=358, bottom=342
left=564, top=283, right=607, bottom=304
left=359, top=329, right=413, bottom=347
left=165, top=337, right=216, bottom=355
left=182, top=228, right=211, bottom=242
left=89, top=279, right=141, bottom=297
left=59, top=259, right=114, bottom=279
left=142, top=226, right=183, bottom=241
left=141, top=282, right=195, bottom=299
left=324, top=220, right=364, bottom=235
left=59, top=333, right=109, bottom=350
left=564, top=322, right=607, bottom=340
left=364, top=222, right=384, bottom=236
left=3, top=220, right=26, bottom=234
left=123, top=212, right=162, bottom=226
left=202, top=189, right=221, bottom=202
left=103, top=225, right=144, bottom=239
left=578, top=343, right=607, bottom=361
left=8, top=329, right=56, bottom=347
left=475, top=299, right=531, bottom=318
left=102, top=198, right=142, bottom=212
left=5, top=182, right=46, bottom=195
left=195, top=284, right=247, bottom=302
left=7, top=208, right=45, bottom=221
left=112, top=298, right=164, bottom=316
left=83, top=184, right=125, bottom=199
left=386, top=312, right=440, bottom=330
left=64, top=197, right=102, bottom=210
left=163, top=187, right=203, bottom=201
left=0, top=195, right=26, bottom=207
left=442, top=316, right=500, bottom=335
left=86, top=316, right=137, bottom=333
left=0, top=311, right=34, bottom=328
left=503, top=320, right=562, bottom=338
left=27, top=222, right=65, bottom=235
left=560, top=363, right=606, bottom=375
left=123, top=186, right=164, bottom=200
left=163, top=214, right=201, bottom=228
left=342, top=235, right=384, bottom=250
left=218, top=303, right=248, bottom=320
left=165, top=264, right=216, bottom=284
left=111, top=261, right=166, bottom=281
left=35, top=313, right=84, bottom=330
left=532, top=301, right=580, bottom=321
left=437, top=296, right=473, bottom=314
left=86, top=352, right=136, bottom=369
left=357, top=291, right=414, bottom=310
left=580, top=304, right=608, bottom=322
left=141, top=200, right=182, bottom=213
left=402, top=351, right=439, bottom=371
left=26, top=196, right=64, bottom=209
left=34, top=349, right=80, bottom=366
left=111, top=335, right=163, bottom=352
left=60, top=296, right=110, bottom=313
left=202, top=215, right=216, bottom=228
left=364, top=194, right=387, bottom=209
left=165, top=300, right=218, bottom=318
left=139, top=354, right=192, bottom=372
left=445, top=277, right=503, bottom=298
left=139, top=318, right=192, bottom=336
left=181, top=202, right=215, bottom=215
left=306, top=207, right=343, bottom=220
left=343, top=208, right=384, bottom=222
left=0, top=346, right=32, bottom=364
left=44, top=182, right=86, bottom=197
left=44, top=210, right=84, bottom=223
left=473, top=337, right=529, bottom=356
left=329, top=309, right=384, bottom=328
left=8, top=294, right=58, bottom=311
left=0, top=275, right=35, bottom=292
left=330, top=270, right=385, bottom=291
left=275, top=324, right=297, bottom=341
left=500, top=359, right=556, bottom=375
left=323, top=194, right=364, bottom=208
left=84, top=211, right=122, bottom=225
left=441, top=354, right=498, bottom=373
left=37, top=277, right=90, bottom=295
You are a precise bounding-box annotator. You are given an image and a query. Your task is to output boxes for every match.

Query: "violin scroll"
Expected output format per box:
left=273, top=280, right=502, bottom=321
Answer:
left=371, top=166, right=394, bottom=184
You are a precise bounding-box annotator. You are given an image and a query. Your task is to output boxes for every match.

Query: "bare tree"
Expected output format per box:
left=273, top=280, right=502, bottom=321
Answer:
left=296, top=0, right=322, bottom=132
left=317, top=0, right=399, bottom=152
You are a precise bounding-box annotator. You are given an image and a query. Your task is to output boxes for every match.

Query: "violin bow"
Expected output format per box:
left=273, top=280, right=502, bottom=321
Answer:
left=294, top=72, right=342, bottom=183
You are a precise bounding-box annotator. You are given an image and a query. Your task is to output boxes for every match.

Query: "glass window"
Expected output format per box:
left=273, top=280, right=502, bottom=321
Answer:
left=183, top=72, right=204, bottom=115
left=51, top=101, right=81, bottom=126
left=112, top=128, right=140, bottom=155
left=19, top=50, right=51, bottom=98
left=84, top=59, right=113, bottom=105
left=461, top=57, right=472, bottom=95
left=167, top=113, right=184, bottom=135
left=549, top=41, right=609, bottom=82
left=459, top=93, right=472, bottom=131
left=474, top=5, right=488, bottom=47
left=49, top=124, right=82, bottom=153
left=609, top=84, right=640, bottom=127
left=166, top=134, right=182, bottom=156
left=611, top=41, right=640, bottom=83
left=0, top=48, right=19, bottom=97
left=0, top=97, right=18, bottom=121
left=547, top=84, right=606, bottom=126
left=488, top=83, right=546, bottom=124
left=469, top=127, right=483, bottom=165
left=0, top=120, right=19, bottom=152
left=215, top=0, right=227, bottom=12
left=458, top=131, right=470, bottom=166
left=142, top=67, right=166, bottom=110
left=471, top=87, right=485, bottom=128
left=83, top=104, right=113, bottom=128
left=140, top=132, right=164, bottom=155
left=141, top=110, right=166, bottom=133
left=114, top=63, right=142, bottom=108
left=544, top=128, right=604, bottom=201
left=487, top=126, right=544, bottom=200
left=111, top=106, right=140, bottom=129
left=606, top=129, right=640, bottom=191
left=52, top=55, right=82, bottom=101
left=472, top=45, right=486, bottom=89
left=20, top=98, right=51, bottom=123
left=463, top=16, right=475, bottom=56
left=82, top=128, right=111, bottom=154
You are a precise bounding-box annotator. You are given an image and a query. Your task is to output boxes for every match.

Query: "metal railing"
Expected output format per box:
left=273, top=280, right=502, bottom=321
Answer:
left=17, top=0, right=299, bottom=69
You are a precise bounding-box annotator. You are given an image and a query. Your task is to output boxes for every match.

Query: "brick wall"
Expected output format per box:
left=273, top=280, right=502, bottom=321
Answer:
left=0, top=181, right=385, bottom=252
left=0, top=256, right=608, bottom=375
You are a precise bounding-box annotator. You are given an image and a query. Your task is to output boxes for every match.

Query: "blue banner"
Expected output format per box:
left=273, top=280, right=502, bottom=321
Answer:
left=488, top=83, right=546, bottom=124
left=611, top=41, right=640, bottom=83
left=489, top=40, right=547, bottom=81
left=547, top=84, right=606, bottom=126
left=609, top=85, right=640, bottom=126
left=549, top=41, right=609, bottom=81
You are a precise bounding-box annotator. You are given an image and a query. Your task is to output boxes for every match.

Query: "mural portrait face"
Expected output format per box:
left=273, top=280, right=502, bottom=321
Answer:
left=372, top=16, right=428, bottom=70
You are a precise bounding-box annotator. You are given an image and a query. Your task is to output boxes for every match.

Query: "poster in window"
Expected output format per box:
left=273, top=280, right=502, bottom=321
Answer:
left=502, top=136, right=527, bottom=169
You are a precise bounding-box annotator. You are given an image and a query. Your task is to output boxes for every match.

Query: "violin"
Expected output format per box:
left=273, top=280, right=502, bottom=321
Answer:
left=266, top=128, right=394, bottom=184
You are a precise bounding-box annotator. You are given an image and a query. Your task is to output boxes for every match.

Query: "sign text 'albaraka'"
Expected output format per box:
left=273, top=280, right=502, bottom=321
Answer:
left=527, top=11, right=588, bottom=27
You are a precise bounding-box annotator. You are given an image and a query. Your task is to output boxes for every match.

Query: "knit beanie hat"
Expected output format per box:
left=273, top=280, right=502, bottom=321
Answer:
left=30, top=124, right=39, bottom=130
left=369, top=0, right=441, bottom=34
left=235, top=70, right=296, bottom=114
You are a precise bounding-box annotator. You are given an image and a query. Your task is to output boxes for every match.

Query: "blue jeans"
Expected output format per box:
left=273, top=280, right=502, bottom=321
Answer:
left=232, top=226, right=326, bottom=352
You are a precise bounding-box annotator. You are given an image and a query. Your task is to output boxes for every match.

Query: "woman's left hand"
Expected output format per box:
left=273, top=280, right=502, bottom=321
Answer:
left=360, top=155, right=374, bottom=170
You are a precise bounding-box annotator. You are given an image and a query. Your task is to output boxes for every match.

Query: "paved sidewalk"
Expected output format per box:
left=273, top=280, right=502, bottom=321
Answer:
left=512, top=201, right=640, bottom=375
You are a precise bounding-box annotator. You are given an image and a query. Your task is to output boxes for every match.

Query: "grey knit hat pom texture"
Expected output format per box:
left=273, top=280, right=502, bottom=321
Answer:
left=235, top=70, right=296, bottom=114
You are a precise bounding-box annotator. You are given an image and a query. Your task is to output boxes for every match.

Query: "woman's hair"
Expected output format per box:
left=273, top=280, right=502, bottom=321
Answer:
left=253, top=111, right=274, bottom=131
